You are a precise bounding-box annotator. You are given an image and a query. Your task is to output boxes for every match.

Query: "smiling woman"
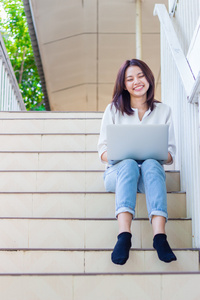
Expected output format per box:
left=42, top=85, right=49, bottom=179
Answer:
left=98, top=58, right=176, bottom=265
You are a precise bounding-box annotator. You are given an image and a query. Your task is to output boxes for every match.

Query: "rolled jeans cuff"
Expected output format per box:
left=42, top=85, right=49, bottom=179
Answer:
left=115, top=206, right=135, bottom=219
left=149, top=210, right=168, bottom=223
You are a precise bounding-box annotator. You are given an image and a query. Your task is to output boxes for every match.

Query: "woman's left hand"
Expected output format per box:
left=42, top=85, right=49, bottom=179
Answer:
left=166, top=152, right=173, bottom=164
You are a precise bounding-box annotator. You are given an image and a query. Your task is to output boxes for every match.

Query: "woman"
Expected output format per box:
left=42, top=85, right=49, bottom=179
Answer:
left=97, top=59, right=177, bottom=265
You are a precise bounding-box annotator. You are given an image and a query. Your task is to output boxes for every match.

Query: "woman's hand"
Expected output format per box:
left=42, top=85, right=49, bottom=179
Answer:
left=166, top=152, right=173, bottom=164
left=101, top=151, right=108, bottom=163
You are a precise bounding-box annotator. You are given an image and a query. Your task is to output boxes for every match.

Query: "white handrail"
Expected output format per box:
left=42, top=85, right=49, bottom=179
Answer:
left=153, top=4, right=196, bottom=102
left=187, top=15, right=200, bottom=102
left=0, top=33, right=26, bottom=111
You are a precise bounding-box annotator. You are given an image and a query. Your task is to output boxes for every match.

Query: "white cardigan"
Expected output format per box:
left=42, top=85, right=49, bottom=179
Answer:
left=97, top=102, right=176, bottom=165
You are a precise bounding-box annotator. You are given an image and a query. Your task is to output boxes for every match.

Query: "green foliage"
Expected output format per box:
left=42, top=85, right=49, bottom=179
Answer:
left=0, top=0, right=46, bottom=110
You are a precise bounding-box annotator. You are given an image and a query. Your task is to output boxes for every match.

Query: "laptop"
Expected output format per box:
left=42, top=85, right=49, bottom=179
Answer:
left=107, top=124, right=168, bottom=164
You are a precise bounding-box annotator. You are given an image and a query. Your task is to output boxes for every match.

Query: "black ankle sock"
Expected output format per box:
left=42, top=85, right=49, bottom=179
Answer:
left=111, top=232, right=132, bottom=265
left=153, top=233, right=177, bottom=263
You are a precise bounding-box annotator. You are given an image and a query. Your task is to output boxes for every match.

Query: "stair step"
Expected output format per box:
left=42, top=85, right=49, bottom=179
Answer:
left=0, top=192, right=186, bottom=219
left=0, top=219, right=191, bottom=249
left=0, top=119, right=102, bottom=134
left=0, top=111, right=103, bottom=119
left=0, top=249, right=198, bottom=274
left=0, top=151, right=175, bottom=171
left=0, top=170, right=180, bottom=192
left=0, top=273, right=200, bottom=300
left=0, top=134, right=98, bottom=151
left=0, top=151, right=104, bottom=171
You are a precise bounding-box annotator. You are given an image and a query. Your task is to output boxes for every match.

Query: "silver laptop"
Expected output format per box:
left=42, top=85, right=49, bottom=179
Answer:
left=107, top=124, right=168, bottom=163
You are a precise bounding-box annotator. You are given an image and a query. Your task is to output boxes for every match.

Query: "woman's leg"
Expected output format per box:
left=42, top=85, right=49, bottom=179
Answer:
left=140, top=159, right=168, bottom=222
left=104, top=159, right=140, bottom=265
left=152, top=215, right=166, bottom=236
left=140, top=159, right=177, bottom=263
left=104, top=159, right=140, bottom=220
left=118, top=212, right=132, bottom=234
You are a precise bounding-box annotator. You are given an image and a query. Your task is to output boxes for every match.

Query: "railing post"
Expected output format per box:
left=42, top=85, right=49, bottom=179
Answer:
left=136, top=0, right=142, bottom=60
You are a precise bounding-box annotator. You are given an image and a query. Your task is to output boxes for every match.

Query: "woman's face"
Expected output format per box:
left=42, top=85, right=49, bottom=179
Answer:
left=124, top=65, right=150, bottom=100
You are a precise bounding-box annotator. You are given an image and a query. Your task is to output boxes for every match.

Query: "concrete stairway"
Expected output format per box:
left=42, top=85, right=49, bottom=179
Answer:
left=0, top=111, right=199, bottom=300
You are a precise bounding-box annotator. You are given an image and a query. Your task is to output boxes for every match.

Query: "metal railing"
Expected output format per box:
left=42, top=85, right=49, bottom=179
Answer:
left=0, top=33, right=26, bottom=111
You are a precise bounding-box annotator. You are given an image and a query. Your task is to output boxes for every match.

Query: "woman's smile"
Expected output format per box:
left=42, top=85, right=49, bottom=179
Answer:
left=133, top=85, right=144, bottom=91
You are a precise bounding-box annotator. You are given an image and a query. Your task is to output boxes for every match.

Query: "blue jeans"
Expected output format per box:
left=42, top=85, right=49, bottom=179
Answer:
left=104, top=159, right=168, bottom=222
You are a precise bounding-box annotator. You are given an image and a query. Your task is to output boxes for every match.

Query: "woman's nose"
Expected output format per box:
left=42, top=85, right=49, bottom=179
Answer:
left=133, top=77, right=140, bottom=84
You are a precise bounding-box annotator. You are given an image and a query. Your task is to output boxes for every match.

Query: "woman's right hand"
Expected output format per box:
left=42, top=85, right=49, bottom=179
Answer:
left=101, top=151, right=108, bottom=163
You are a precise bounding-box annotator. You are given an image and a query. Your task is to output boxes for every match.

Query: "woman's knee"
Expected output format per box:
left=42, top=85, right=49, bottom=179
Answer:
left=118, top=159, right=140, bottom=178
left=141, top=159, right=165, bottom=178
left=104, top=159, right=140, bottom=192
left=142, top=158, right=160, bottom=168
left=119, top=159, right=139, bottom=170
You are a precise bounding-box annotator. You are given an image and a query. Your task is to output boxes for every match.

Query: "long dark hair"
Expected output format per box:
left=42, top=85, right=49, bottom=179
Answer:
left=111, top=59, right=156, bottom=115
